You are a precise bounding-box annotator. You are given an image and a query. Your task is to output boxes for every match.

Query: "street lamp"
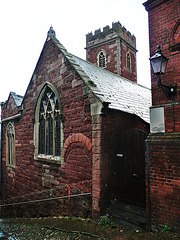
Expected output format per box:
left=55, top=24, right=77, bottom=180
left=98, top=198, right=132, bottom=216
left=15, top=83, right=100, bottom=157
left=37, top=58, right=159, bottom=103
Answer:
left=150, top=45, right=177, bottom=100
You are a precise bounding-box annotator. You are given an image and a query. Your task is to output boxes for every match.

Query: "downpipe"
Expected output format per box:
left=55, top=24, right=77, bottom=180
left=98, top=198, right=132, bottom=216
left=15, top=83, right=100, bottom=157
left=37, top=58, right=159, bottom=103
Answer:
left=146, top=140, right=151, bottom=231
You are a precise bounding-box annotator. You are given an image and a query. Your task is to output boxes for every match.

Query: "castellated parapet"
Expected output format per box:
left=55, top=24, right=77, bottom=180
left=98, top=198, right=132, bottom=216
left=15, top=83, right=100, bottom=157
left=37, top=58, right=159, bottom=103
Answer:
left=86, top=22, right=136, bottom=50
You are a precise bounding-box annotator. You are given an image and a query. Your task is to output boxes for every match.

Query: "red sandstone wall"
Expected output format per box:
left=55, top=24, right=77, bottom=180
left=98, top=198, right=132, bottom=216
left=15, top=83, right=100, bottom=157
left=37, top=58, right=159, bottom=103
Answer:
left=121, top=43, right=137, bottom=83
left=86, top=39, right=137, bottom=83
left=0, top=39, right=93, bottom=218
left=86, top=40, right=117, bottom=74
left=1, top=94, right=19, bottom=119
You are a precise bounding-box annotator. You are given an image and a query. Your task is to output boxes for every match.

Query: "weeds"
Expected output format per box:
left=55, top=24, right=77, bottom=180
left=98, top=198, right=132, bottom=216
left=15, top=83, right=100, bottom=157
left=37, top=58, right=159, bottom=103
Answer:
left=99, top=216, right=113, bottom=225
left=67, top=216, right=76, bottom=221
left=162, top=224, right=171, bottom=232
left=88, top=80, right=96, bottom=87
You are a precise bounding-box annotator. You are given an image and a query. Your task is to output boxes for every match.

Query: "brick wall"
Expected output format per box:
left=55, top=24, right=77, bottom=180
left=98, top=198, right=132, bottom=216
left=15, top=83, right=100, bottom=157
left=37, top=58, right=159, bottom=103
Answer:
left=147, top=0, right=180, bottom=106
left=144, top=0, right=180, bottom=231
left=147, top=134, right=180, bottom=231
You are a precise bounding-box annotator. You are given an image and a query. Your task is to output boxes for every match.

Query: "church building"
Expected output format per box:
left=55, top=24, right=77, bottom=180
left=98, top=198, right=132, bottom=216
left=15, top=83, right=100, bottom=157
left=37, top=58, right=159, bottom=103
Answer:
left=0, top=22, right=151, bottom=228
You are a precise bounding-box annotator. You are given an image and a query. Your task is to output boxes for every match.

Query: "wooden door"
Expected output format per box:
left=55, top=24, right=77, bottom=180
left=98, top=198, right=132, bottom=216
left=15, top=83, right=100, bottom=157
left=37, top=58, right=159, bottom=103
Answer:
left=113, top=129, right=147, bottom=208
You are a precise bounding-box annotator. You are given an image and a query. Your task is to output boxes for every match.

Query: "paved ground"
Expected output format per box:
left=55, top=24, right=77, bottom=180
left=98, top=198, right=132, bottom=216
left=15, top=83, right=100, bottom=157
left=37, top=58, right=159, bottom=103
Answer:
left=0, top=218, right=179, bottom=240
left=0, top=220, right=96, bottom=240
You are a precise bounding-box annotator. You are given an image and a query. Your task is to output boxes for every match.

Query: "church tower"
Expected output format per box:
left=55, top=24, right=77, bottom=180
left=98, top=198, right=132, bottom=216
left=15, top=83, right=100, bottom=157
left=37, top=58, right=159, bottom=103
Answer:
left=86, top=22, right=137, bottom=83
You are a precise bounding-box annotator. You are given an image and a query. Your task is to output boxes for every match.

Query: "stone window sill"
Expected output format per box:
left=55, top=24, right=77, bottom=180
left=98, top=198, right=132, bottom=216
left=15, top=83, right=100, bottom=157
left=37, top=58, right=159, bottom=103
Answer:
left=35, top=154, right=63, bottom=165
left=6, top=164, right=15, bottom=169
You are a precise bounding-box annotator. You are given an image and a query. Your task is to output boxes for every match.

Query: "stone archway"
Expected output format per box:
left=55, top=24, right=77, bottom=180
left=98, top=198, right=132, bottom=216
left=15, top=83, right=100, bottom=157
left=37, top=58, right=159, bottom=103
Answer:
left=63, top=133, right=92, bottom=191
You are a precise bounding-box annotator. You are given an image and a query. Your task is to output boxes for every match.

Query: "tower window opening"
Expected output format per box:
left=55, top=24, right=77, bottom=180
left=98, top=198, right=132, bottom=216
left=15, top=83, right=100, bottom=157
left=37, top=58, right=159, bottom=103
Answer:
left=97, top=50, right=106, bottom=68
left=127, top=52, right=131, bottom=71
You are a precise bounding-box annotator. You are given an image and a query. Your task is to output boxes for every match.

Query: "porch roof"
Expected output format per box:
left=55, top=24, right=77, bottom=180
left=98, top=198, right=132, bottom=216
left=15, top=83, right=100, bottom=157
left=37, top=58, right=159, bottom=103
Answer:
left=70, top=55, right=151, bottom=123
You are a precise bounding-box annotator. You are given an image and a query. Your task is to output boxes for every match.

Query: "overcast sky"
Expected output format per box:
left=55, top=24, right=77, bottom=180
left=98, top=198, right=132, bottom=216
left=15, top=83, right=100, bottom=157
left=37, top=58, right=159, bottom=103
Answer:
left=0, top=0, right=150, bottom=104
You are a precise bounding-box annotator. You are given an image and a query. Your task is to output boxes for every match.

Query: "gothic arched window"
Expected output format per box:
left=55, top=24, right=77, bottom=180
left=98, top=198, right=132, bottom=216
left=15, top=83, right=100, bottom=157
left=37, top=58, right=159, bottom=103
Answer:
left=127, top=52, right=131, bottom=71
left=6, top=122, right=15, bottom=166
left=97, top=50, right=107, bottom=68
left=34, top=83, right=63, bottom=163
left=169, top=19, right=180, bottom=53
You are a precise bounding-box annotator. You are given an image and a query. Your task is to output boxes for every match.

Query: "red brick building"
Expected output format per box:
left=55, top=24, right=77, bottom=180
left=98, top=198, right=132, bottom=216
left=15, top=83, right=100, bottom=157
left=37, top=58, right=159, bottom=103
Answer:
left=0, top=24, right=151, bottom=224
left=144, top=0, right=180, bottom=231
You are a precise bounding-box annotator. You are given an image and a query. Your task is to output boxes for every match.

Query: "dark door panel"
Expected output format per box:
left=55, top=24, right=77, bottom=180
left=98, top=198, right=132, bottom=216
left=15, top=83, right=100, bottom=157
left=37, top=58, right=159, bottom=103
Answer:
left=112, top=129, right=147, bottom=208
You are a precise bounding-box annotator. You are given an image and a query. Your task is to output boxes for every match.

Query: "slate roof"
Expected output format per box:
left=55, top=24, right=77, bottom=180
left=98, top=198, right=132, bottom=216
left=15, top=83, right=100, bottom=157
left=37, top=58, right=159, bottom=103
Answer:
left=10, top=92, right=23, bottom=107
left=49, top=29, right=151, bottom=123
left=70, top=55, right=151, bottom=123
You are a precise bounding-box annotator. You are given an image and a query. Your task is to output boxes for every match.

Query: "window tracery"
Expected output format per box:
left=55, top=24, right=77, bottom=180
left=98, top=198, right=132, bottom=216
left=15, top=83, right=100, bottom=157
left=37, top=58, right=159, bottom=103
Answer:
left=34, top=83, right=63, bottom=163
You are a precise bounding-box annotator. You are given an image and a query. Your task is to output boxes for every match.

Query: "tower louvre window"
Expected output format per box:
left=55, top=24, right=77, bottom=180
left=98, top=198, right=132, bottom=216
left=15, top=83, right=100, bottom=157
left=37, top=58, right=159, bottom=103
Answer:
left=127, top=52, right=131, bottom=71
left=97, top=50, right=106, bottom=68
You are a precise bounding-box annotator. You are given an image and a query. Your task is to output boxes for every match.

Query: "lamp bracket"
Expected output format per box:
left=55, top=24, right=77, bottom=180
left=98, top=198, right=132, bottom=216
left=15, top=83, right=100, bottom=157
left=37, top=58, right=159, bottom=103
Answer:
left=157, top=77, right=177, bottom=100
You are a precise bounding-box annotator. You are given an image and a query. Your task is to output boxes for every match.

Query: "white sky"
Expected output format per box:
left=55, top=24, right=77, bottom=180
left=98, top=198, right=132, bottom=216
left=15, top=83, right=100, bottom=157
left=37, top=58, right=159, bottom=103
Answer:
left=0, top=0, right=150, bottom=104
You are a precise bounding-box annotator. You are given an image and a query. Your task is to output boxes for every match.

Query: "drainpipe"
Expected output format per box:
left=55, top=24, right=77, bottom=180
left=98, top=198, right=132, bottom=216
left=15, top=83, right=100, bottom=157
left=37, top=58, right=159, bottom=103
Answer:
left=0, top=103, right=2, bottom=193
left=0, top=121, right=2, bottom=193
left=146, top=139, right=151, bottom=231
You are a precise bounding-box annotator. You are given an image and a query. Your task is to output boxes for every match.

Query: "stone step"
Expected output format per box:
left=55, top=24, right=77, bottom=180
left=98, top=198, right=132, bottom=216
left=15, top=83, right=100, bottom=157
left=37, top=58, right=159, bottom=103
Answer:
left=110, top=201, right=146, bottom=218
left=107, top=208, right=147, bottom=229
left=106, top=202, right=148, bottom=230
left=108, top=216, right=144, bottom=231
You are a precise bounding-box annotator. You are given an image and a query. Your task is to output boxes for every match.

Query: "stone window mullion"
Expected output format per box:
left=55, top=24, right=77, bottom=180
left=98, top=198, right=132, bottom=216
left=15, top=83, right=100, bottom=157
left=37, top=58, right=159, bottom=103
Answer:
left=45, top=116, right=48, bottom=155
left=48, top=113, right=53, bottom=155
left=10, top=135, right=13, bottom=165
left=53, top=115, right=56, bottom=156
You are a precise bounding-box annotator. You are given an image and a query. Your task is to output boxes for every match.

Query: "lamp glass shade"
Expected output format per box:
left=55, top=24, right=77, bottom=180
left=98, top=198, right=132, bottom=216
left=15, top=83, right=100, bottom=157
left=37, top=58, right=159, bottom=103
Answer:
left=150, top=47, right=168, bottom=75
left=161, top=56, right=168, bottom=73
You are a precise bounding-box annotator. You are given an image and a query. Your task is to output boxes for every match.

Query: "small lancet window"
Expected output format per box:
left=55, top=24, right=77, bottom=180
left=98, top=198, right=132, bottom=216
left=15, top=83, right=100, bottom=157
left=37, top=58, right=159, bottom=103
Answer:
left=127, top=52, right=131, bottom=71
left=6, top=122, right=15, bottom=166
left=97, top=50, right=106, bottom=68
